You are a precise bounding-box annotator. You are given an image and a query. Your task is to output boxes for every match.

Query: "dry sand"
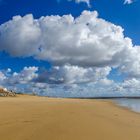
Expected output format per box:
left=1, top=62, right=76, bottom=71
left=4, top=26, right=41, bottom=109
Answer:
left=0, top=95, right=140, bottom=140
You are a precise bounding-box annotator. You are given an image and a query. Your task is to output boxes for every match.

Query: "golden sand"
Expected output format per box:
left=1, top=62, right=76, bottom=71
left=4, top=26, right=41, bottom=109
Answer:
left=0, top=95, right=140, bottom=140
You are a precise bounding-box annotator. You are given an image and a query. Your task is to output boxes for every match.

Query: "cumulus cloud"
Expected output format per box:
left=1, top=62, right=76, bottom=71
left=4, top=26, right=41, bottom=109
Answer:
left=0, top=71, right=6, bottom=81
left=0, top=66, right=112, bottom=96
left=0, top=66, right=131, bottom=97
left=57, top=0, right=91, bottom=7
left=59, top=0, right=134, bottom=6
left=0, top=10, right=140, bottom=77
left=0, top=11, right=135, bottom=68
left=34, top=65, right=111, bottom=84
left=68, top=0, right=91, bottom=7
left=0, top=65, right=111, bottom=85
left=0, top=66, right=140, bottom=97
left=122, top=78, right=140, bottom=89
left=0, top=67, right=38, bottom=89
left=0, top=10, right=140, bottom=97
left=124, top=0, right=134, bottom=4
left=118, top=46, right=140, bottom=78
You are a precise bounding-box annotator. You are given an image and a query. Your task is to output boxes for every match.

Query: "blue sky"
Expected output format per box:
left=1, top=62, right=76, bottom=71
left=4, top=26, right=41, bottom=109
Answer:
left=0, top=0, right=140, bottom=45
left=0, top=0, right=138, bottom=69
left=0, top=0, right=140, bottom=97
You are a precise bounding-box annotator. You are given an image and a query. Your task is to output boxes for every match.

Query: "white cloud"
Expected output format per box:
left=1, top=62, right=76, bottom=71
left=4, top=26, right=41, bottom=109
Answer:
left=1, top=10, right=140, bottom=78
left=0, top=71, right=6, bottom=81
left=35, top=65, right=111, bottom=84
left=0, top=65, right=111, bottom=85
left=57, top=0, right=91, bottom=7
left=0, top=11, right=135, bottom=69
left=0, top=14, right=41, bottom=57
left=68, top=0, right=91, bottom=7
left=124, top=0, right=134, bottom=4
left=59, top=0, right=134, bottom=6
left=0, top=66, right=112, bottom=96
left=2, top=67, right=38, bottom=85
left=98, top=78, right=114, bottom=86
left=118, top=46, right=140, bottom=78
left=0, top=10, right=140, bottom=97
left=0, top=66, right=140, bottom=97
left=122, top=78, right=140, bottom=89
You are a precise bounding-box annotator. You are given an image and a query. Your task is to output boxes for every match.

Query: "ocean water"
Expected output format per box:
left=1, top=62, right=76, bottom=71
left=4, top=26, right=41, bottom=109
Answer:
left=114, top=99, right=140, bottom=113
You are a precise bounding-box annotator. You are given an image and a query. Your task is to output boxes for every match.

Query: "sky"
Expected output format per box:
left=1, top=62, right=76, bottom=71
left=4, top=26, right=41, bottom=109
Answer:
left=0, top=0, right=140, bottom=97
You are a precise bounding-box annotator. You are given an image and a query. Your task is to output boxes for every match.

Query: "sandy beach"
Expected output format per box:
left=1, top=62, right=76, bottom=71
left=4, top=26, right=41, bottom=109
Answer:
left=0, top=95, right=140, bottom=140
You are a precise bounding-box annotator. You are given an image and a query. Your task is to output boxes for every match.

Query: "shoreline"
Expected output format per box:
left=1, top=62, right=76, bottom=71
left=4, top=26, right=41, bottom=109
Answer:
left=41, top=96, right=140, bottom=114
left=1, top=94, right=140, bottom=114
left=35, top=95, right=140, bottom=114
left=1, top=94, right=140, bottom=117
left=0, top=95, right=140, bottom=140
left=105, top=99, right=140, bottom=115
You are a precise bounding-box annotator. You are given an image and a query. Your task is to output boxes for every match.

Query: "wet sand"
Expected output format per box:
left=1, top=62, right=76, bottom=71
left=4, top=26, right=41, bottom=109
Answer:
left=0, top=95, right=140, bottom=140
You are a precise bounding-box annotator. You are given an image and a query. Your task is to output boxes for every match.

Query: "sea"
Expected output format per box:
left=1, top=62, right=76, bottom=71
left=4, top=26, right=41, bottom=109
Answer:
left=114, top=98, right=140, bottom=113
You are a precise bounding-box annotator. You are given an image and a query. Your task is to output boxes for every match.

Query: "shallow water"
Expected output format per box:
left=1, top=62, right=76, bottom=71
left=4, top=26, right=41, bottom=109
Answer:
left=114, top=99, right=140, bottom=113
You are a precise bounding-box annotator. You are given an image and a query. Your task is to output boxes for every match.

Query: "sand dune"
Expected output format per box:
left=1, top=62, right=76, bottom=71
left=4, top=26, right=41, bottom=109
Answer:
left=0, top=95, right=140, bottom=140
